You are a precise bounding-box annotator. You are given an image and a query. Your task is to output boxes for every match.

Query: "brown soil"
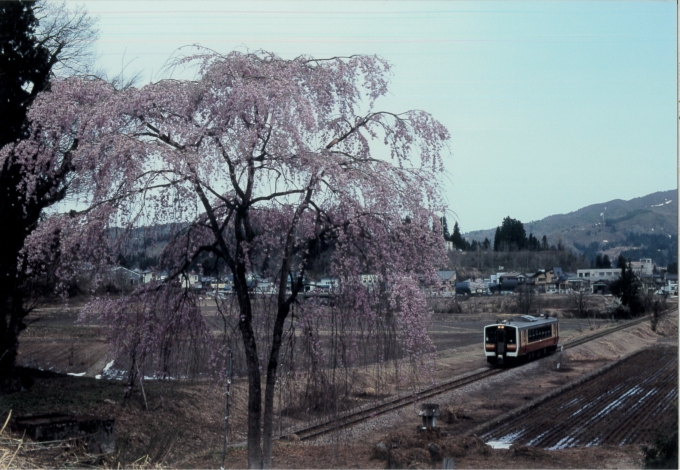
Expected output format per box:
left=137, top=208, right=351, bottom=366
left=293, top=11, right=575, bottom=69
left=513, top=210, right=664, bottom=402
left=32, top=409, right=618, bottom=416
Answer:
left=2, top=300, right=676, bottom=468
left=482, top=346, right=678, bottom=448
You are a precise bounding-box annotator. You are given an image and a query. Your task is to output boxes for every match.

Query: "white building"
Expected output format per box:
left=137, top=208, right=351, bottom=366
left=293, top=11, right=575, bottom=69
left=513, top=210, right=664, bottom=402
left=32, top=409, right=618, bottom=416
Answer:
left=630, top=258, right=654, bottom=277
left=576, top=268, right=620, bottom=281
left=317, top=277, right=339, bottom=290
left=360, top=274, right=380, bottom=289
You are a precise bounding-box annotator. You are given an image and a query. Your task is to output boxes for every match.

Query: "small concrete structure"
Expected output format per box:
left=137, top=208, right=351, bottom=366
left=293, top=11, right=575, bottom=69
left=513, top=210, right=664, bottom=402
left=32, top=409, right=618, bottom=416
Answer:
left=14, top=413, right=115, bottom=454
left=419, top=403, right=440, bottom=429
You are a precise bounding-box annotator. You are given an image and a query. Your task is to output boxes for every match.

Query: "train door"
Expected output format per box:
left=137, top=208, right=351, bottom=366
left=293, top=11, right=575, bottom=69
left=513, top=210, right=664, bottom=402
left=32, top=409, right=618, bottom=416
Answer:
left=496, top=328, right=506, bottom=356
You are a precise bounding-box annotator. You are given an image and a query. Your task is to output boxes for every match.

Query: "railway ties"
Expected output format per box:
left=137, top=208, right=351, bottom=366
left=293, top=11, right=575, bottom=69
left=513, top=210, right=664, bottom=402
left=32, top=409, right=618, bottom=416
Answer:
left=561, top=314, right=653, bottom=350
left=292, top=368, right=501, bottom=441
left=282, top=314, right=656, bottom=442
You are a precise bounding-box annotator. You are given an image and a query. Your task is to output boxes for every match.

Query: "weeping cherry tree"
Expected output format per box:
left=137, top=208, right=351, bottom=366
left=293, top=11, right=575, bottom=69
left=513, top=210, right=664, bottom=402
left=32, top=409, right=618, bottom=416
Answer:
left=28, top=50, right=450, bottom=468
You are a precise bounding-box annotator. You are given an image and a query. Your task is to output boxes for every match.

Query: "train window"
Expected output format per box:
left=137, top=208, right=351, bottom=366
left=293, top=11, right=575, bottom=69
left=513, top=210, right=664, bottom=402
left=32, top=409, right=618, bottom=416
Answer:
left=527, top=325, right=554, bottom=343
left=506, top=328, right=516, bottom=344
left=485, top=326, right=497, bottom=343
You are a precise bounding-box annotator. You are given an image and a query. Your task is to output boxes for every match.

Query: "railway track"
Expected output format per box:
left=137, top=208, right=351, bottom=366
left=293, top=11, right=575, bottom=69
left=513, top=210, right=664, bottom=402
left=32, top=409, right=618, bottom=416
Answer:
left=561, top=314, right=652, bottom=350
left=281, top=315, right=654, bottom=442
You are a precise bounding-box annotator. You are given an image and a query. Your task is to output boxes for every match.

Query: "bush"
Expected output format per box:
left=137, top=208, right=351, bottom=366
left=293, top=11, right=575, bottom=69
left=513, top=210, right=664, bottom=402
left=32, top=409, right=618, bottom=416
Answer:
left=643, top=428, right=678, bottom=469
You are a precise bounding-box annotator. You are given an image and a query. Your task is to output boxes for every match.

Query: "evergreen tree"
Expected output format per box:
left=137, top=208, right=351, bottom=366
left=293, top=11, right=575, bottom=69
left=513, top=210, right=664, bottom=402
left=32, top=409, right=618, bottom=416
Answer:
left=595, top=254, right=603, bottom=268
left=482, top=237, right=491, bottom=250
left=451, top=221, right=465, bottom=250
left=602, top=254, right=611, bottom=268
left=541, top=235, right=549, bottom=251
left=494, top=216, right=527, bottom=251
left=0, top=1, right=51, bottom=148
left=527, top=233, right=540, bottom=251
left=0, top=0, right=98, bottom=387
left=440, top=216, right=450, bottom=241
left=616, top=254, right=627, bottom=268
left=610, top=258, right=645, bottom=316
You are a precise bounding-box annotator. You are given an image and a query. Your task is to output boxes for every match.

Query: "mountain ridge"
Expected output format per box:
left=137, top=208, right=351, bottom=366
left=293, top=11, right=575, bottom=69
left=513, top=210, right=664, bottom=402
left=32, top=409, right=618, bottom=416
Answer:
left=463, top=189, right=677, bottom=256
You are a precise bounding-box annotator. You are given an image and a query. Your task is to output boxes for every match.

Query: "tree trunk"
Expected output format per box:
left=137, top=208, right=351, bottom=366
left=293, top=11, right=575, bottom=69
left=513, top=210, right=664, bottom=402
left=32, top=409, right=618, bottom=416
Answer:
left=0, top=161, right=45, bottom=390
left=261, top=303, right=291, bottom=468
left=0, top=291, right=26, bottom=391
left=235, top=274, right=264, bottom=468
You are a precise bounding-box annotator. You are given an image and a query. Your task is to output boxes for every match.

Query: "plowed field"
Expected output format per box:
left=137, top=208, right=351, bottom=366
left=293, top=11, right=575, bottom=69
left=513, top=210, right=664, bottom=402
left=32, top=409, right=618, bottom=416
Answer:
left=482, top=346, right=677, bottom=449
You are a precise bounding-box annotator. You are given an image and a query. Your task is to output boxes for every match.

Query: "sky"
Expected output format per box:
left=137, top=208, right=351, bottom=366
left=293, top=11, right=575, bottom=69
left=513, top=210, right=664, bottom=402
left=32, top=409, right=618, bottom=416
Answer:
left=77, top=0, right=677, bottom=232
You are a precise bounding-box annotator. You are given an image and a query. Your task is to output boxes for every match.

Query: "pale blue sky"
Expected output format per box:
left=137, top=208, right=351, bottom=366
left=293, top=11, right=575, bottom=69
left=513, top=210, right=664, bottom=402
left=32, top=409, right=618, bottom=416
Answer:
left=77, top=0, right=677, bottom=232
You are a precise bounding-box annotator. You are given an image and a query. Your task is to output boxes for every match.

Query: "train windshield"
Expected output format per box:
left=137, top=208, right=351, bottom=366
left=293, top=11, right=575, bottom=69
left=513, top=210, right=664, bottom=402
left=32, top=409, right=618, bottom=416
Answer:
left=485, top=326, right=516, bottom=344
left=485, top=326, right=497, bottom=343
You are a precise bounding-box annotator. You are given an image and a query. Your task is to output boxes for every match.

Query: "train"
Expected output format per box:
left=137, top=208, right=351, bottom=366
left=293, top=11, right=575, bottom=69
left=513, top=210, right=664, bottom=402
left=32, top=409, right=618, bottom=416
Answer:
left=484, top=314, right=559, bottom=366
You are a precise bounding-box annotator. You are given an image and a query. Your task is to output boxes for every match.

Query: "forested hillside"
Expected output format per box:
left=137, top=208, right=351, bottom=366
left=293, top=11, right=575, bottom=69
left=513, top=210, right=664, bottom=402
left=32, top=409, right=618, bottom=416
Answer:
left=464, top=189, right=677, bottom=266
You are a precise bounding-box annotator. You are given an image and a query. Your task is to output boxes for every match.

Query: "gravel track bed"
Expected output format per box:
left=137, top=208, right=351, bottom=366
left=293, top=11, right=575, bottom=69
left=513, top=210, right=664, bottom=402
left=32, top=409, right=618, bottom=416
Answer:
left=302, top=361, right=543, bottom=445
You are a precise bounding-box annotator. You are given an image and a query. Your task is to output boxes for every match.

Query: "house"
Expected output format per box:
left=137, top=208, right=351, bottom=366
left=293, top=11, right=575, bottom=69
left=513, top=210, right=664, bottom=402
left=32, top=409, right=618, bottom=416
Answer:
left=591, top=279, right=609, bottom=295
left=360, top=274, right=380, bottom=291
left=498, top=272, right=522, bottom=282
left=434, top=270, right=456, bottom=296
left=576, top=268, right=620, bottom=282
left=140, top=270, right=154, bottom=284
left=630, top=258, right=654, bottom=277
left=495, top=272, right=523, bottom=293
left=554, top=272, right=585, bottom=293
left=534, top=268, right=561, bottom=290
left=662, top=273, right=678, bottom=296
left=256, top=278, right=275, bottom=294
left=489, top=273, right=505, bottom=286
left=111, top=266, right=142, bottom=291
left=180, top=272, right=200, bottom=289
left=468, top=277, right=489, bottom=295
left=532, top=270, right=547, bottom=289
left=316, top=277, right=339, bottom=291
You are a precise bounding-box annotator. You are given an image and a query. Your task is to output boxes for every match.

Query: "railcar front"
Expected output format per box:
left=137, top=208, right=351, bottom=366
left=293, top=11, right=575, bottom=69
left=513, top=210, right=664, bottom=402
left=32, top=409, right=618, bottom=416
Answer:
left=484, top=315, right=559, bottom=366
left=484, top=323, right=519, bottom=366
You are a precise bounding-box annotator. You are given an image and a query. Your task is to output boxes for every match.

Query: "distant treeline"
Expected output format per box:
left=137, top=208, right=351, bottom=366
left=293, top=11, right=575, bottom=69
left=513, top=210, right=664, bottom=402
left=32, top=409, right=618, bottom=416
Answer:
left=442, top=216, right=559, bottom=253
left=575, top=232, right=677, bottom=268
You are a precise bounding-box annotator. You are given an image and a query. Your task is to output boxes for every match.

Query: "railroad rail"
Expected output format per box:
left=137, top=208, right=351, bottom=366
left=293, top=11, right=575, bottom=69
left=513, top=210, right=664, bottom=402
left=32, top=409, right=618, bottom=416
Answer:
left=277, top=314, right=656, bottom=442
left=561, top=314, right=652, bottom=350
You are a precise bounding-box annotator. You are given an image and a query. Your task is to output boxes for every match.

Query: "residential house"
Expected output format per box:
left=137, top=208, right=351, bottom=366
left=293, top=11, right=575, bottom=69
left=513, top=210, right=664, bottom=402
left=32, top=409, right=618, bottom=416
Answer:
left=532, top=270, right=547, bottom=289
left=434, top=270, right=456, bottom=296
left=316, top=277, right=339, bottom=292
left=497, top=272, right=523, bottom=293
left=554, top=272, right=585, bottom=293
left=662, top=273, right=678, bottom=296
left=111, top=266, right=142, bottom=291
left=630, top=258, right=654, bottom=277
left=256, top=278, right=275, bottom=294
left=576, top=268, right=620, bottom=282
left=140, top=270, right=154, bottom=284
left=468, top=277, right=489, bottom=295
left=180, top=272, right=200, bottom=289
left=360, top=274, right=380, bottom=291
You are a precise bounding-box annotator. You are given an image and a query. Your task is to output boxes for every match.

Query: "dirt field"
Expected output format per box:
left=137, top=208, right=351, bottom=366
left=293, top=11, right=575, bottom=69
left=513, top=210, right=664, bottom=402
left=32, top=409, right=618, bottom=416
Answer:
left=1, top=296, right=677, bottom=468
left=481, top=346, right=678, bottom=448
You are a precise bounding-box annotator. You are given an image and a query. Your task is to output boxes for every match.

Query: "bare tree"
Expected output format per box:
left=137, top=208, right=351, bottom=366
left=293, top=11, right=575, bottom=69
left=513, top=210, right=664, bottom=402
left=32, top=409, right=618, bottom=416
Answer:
left=33, top=1, right=98, bottom=76
left=514, top=284, right=535, bottom=314
left=568, top=282, right=591, bottom=326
